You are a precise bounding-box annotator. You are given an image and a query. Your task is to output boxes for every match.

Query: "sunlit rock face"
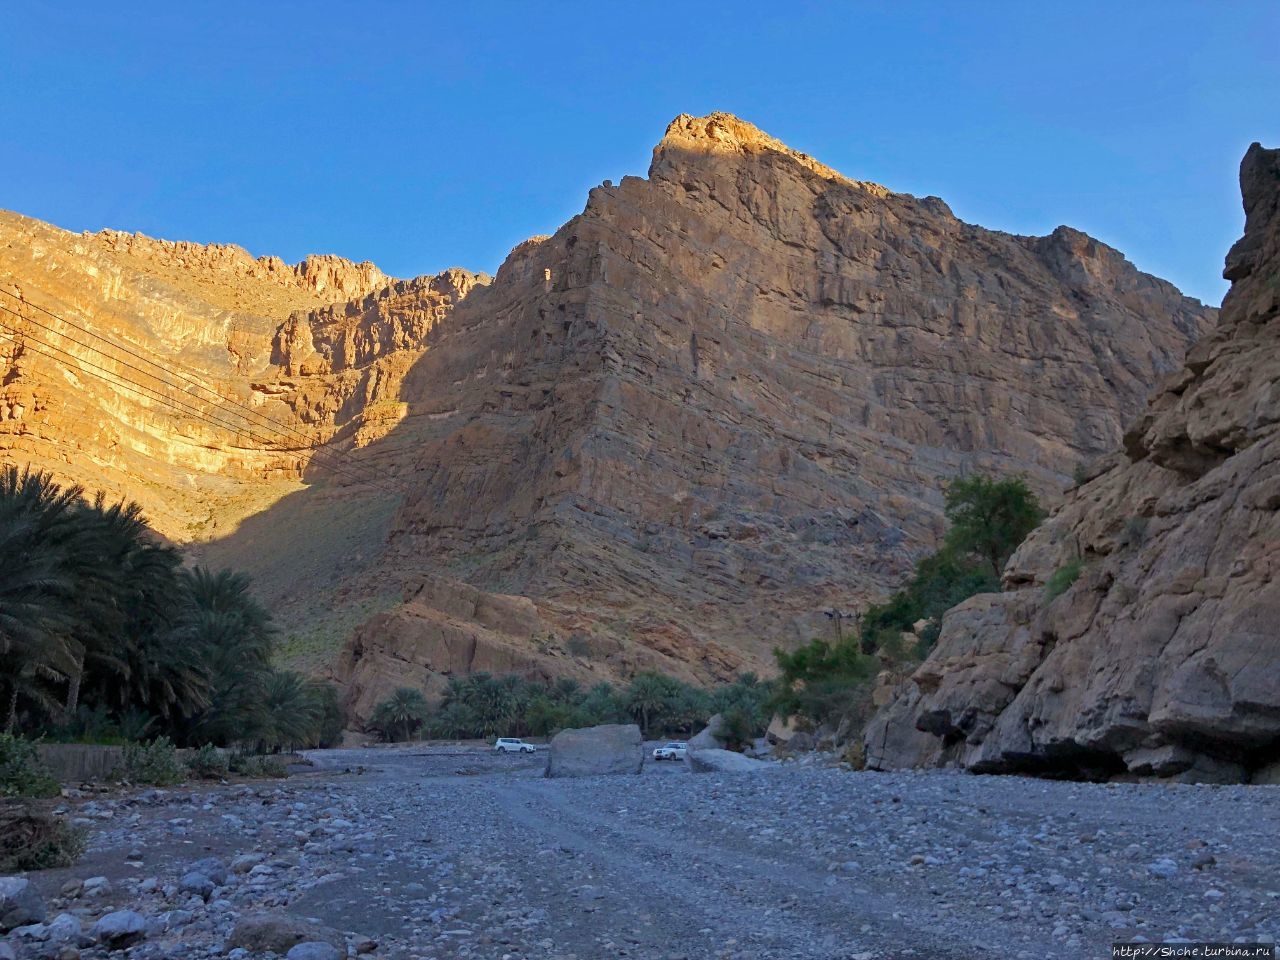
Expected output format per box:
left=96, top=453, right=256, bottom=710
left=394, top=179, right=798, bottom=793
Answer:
left=0, top=114, right=1214, bottom=719
left=866, top=143, right=1280, bottom=784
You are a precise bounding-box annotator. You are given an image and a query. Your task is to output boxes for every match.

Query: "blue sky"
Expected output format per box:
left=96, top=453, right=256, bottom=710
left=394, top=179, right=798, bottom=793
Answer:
left=3, top=2, right=1276, bottom=306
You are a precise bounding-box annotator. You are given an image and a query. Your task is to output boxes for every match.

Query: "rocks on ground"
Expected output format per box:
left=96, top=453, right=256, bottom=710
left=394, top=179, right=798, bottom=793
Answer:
left=228, top=912, right=346, bottom=954
left=0, top=878, right=44, bottom=932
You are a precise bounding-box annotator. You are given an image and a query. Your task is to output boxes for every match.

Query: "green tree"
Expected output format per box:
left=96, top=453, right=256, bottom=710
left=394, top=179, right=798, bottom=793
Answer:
left=369, top=687, right=429, bottom=742
left=942, top=474, right=1044, bottom=578
left=256, top=671, right=327, bottom=752
left=770, top=638, right=878, bottom=726
left=625, top=672, right=671, bottom=737
left=179, top=567, right=276, bottom=746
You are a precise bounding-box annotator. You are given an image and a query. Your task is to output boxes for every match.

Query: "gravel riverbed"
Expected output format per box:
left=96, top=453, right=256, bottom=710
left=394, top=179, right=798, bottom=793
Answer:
left=5, top=745, right=1278, bottom=959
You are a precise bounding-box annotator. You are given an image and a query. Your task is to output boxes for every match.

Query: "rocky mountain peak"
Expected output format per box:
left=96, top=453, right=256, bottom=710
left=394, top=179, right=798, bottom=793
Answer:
left=0, top=117, right=1222, bottom=720
left=652, top=112, right=891, bottom=198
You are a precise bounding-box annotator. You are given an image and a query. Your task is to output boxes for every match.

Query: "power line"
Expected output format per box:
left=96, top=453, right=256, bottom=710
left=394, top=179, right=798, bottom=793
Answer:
left=0, top=288, right=404, bottom=493
left=0, top=286, right=357, bottom=465
left=0, top=314, right=404, bottom=496
left=0, top=316, right=399, bottom=495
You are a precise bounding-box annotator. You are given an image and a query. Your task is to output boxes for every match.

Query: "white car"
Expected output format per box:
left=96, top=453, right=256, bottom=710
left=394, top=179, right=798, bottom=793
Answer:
left=652, top=741, right=687, bottom=761
left=493, top=738, right=537, bottom=754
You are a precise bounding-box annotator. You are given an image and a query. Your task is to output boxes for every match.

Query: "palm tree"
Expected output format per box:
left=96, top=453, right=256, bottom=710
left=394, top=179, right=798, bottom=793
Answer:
left=369, top=687, right=429, bottom=742
left=258, top=670, right=324, bottom=752
left=179, top=567, right=277, bottom=746
left=551, top=677, right=582, bottom=704
left=0, top=467, right=83, bottom=731
left=625, top=672, right=671, bottom=738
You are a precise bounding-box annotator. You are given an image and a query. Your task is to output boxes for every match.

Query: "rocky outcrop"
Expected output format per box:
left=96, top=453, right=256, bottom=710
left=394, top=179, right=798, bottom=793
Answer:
left=335, top=575, right=604, bottom=719
left=272, top=269, right=490, bottom=377
left=0, top=210, right=430, bottom=540
left=93, top=229, right=389, bottom=306
left=865, top=143, right=1280, bottom=783
left=544, top=724, right=644, bottom=777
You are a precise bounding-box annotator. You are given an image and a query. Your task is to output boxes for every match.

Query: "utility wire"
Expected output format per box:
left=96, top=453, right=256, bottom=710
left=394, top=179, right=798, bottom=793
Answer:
left=0, top=288, right=405, bottom=493
left=0, top=315, right=399, bottom=496
left=0, top=313, right=404, bottom=495
left=0, top=286, right=360, bottom=465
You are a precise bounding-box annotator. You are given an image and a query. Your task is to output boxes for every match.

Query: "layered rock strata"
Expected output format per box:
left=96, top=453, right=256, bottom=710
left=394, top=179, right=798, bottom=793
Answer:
left=341, top=112, right=1212, bottom=705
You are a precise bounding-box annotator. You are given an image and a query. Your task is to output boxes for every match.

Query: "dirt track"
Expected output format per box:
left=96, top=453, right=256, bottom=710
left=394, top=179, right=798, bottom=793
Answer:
left=17, top=745, right=1280, bottom=959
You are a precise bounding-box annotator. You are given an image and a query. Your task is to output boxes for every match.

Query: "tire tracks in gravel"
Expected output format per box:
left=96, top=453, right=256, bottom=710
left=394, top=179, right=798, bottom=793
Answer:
left=489, top=777, right=1056, bottom=960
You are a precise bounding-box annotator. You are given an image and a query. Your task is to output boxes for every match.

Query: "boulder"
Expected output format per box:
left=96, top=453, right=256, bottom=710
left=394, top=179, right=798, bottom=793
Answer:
left=45, top=913, right=81, bottom=944
left=687, top=715, right=727, bottom=752
left=786, top=731, right=816, bottom=753
left=179, top=872, right=214, bottom=901
left=545, top=724, right=643, bottom=778
left=228, top=913, right=346, bottom=955
left=0, top=877, right=45, bottom=932
left=765, top=714, right=797, bottom=746
left=90, top=910, right=148, bottom=948
left=287, top=943, right=344, bottom=960
left=686, top=748, right=769, bottom=774
left=188, top=857, right=228, bottom=885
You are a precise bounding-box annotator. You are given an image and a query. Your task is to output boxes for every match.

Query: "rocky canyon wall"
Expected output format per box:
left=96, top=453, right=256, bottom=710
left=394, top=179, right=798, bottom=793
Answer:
left=865, top=143, right=1280, bottom=784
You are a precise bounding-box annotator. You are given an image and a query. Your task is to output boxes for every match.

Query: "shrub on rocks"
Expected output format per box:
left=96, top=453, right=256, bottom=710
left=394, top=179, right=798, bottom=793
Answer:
left=116, top=737, right=185, bottom=786
left=230, top=753, right=288, bottom=779
left=0, top=736, right=58, bottom=799
left=185, top=744, right=229, bottom=779
left=0, top=802, right=84, bottom=872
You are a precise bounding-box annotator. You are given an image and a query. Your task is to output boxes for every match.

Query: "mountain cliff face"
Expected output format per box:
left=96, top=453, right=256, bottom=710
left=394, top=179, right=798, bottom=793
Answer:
left=0, top=114, right=1216, bottom=718
left=337, top=113, right=1213, bottom=709
left=864, top=143, right=1279, bottom=784
left=0, top=210, right=483, bottom=536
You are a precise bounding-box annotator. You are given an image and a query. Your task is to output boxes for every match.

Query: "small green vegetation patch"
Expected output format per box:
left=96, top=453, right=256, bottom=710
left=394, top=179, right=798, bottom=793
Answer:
left=1045, top=558, right=1084, bottom=601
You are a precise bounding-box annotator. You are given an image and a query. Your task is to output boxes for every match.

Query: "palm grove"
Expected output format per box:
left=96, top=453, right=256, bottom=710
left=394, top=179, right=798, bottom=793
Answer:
left=0, top=467, right=341, bottom=750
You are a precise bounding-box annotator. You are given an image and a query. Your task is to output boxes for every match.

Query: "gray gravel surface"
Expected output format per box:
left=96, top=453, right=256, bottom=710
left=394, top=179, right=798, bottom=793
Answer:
left=6, top=745, right=1279, bottom=959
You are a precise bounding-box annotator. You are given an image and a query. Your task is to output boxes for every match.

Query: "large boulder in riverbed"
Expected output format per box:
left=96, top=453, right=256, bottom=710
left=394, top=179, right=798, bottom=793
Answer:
left=0, top=877, right=45, bottom=932
left=545, top=724, right=643, bottom=778
left=686, top=748, right=769, bottom=774
left=687, top=714, right=727, bottom=751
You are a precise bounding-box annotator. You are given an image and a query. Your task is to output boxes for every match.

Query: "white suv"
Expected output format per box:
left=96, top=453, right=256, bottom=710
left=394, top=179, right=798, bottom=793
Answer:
left=652, top=741, right=687, bottom=761
left=494, top=738, right=536, bottom=754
